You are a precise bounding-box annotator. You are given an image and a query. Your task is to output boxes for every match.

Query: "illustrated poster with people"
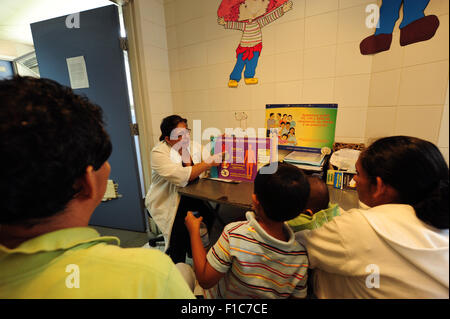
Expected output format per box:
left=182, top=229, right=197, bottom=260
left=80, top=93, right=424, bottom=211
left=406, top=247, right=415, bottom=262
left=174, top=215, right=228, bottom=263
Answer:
left=265, top=104, right=338, bottom=150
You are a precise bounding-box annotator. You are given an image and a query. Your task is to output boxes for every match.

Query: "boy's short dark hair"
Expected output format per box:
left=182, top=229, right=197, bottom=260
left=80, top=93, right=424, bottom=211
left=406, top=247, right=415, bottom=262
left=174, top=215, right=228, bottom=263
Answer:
left=0, top=76, right=112, bottom=225
left=254, top=162, right=310, bottom=222
left=159, top=115, right=187, bottom=141
left=305, top=176, right=330, bottom=213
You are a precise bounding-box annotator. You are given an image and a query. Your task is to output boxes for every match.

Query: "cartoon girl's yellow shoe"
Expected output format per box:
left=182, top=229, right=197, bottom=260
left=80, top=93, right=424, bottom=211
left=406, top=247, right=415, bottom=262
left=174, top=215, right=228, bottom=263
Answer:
left=228, top=80, right=238, bottom=88
left=244, top=77, right=258, bottom=85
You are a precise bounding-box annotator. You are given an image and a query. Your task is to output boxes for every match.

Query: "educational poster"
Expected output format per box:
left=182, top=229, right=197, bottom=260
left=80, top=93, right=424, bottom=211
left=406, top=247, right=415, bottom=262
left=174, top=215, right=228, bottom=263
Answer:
left=217, top=0, right=293, bottom=88
left=213, top=136, right=272, bottom=182
left=265, top=104, right=338, bottom=150
left=360, top=0, right=439, bottom=55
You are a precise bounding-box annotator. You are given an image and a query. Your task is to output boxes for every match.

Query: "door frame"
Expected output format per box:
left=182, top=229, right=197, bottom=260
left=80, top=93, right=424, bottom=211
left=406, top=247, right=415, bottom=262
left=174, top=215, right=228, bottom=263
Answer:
left=112, top=0, right=154, bottom=194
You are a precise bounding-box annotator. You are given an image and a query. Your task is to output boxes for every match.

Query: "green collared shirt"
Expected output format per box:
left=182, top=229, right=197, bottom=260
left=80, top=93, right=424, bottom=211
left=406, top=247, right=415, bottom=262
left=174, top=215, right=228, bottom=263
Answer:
left=287, top=204, right=340, bottom=232
left=0, top=227, right=195, bottom=299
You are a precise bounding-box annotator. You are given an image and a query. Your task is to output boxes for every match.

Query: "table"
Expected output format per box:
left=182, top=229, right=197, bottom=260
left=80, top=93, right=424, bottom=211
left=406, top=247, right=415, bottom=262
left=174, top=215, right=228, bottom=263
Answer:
left=178, top=178, right=253, bottom=210
left=178, top=178, right=360, bottom=212
left=179, top=178, right=360, bottom=247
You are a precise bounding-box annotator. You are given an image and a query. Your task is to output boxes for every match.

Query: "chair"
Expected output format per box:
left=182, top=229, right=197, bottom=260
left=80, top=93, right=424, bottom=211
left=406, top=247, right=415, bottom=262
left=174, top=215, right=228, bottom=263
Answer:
left=145, top=190, right=165, bottom=247
left=147, top=209, right=165, bottom=247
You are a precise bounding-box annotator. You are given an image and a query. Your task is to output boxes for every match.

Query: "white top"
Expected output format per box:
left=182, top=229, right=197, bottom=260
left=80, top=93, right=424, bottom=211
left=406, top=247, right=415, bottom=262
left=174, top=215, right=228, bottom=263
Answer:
left=296, top=204, right=449, bottom=299
left=205, top=212, right=309, bottom=299
left=145, top=140, right=202, bottom=251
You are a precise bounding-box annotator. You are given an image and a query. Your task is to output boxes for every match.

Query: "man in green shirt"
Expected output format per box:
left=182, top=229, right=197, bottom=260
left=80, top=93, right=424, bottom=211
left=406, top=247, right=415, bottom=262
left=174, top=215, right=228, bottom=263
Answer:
left=0, top=76, right=195, bottom=299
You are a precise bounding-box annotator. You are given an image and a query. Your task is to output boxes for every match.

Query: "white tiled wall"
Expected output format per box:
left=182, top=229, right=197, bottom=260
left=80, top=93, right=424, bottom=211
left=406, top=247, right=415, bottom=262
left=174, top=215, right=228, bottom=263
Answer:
left=366, top=0, right=449, bottom=161
left=161, top=0, right=379, bottom=142
left=438, top=84, right=449, bottom=163
left=135, top=0, right=174, bottom=147
left=136, top=0, right=449, bottom=162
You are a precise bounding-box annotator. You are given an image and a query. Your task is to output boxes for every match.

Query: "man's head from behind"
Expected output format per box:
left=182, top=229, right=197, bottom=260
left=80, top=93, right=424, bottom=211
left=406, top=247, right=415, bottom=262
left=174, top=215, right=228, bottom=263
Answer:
left=0, top=76, right=112, bottom=226
left=253, top=162, right=310, bottom=222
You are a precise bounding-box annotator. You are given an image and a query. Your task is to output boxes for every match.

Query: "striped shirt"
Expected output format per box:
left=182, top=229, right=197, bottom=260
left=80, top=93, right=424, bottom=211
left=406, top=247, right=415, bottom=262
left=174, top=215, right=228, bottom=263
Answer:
left=205, top=211, right=309, bottom=299
left=225, top=6, right=284, bottom=48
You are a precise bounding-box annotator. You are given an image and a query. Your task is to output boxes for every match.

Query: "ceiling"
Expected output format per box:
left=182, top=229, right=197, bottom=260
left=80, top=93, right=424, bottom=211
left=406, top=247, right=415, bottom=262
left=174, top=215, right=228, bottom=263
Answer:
left=0, top=0, right=113, bottom=45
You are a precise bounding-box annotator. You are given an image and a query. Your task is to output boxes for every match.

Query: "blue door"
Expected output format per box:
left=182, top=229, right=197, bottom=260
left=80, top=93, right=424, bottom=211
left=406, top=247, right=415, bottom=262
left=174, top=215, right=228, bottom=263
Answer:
left=31, top=5, right=146, bottom=232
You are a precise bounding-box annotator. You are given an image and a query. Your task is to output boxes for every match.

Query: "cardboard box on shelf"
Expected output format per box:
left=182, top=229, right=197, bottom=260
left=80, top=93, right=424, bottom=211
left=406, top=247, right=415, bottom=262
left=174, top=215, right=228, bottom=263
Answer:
left=327, top=169, right=356, bottom=190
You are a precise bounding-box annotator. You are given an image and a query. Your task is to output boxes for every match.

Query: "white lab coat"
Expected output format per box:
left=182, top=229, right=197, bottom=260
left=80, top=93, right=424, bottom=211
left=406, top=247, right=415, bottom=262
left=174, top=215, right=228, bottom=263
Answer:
left=296, top=204, right=449, bottom=298
left=145, top=140, right=203, bottom=251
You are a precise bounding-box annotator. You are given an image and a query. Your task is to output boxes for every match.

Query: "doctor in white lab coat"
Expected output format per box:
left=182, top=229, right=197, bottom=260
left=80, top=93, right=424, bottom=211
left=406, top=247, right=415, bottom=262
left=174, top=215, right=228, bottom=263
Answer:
left=145, top=115, right=221, bottom=263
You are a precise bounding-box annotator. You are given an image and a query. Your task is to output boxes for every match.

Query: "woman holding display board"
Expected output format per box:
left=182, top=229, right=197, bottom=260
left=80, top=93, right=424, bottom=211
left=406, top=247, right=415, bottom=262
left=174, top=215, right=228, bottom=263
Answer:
left=145, top=115, right=222, bottom=263
left=296, top=136, right=449, bottom=298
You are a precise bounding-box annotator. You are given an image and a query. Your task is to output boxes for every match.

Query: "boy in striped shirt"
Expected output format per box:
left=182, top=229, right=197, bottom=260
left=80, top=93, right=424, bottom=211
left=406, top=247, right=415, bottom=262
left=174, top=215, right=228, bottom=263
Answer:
left=218, top=0, right=293, bottom=88
left=185, top=162, right=310, bottom=299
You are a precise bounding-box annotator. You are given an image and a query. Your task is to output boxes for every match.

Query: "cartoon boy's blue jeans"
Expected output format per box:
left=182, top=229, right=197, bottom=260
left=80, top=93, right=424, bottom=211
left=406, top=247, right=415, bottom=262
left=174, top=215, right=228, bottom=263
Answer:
left=375, top=0, right=430, bottom=35
left=230, top=52, right=260, bottom=82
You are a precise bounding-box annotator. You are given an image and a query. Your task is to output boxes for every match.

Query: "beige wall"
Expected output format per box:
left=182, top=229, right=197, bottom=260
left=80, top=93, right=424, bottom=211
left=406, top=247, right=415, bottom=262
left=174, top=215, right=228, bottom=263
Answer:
left=365, top=0, right=449, bottom=161
left=133, top=0, right=174, bottom=149
left=437, top=84, right=449, bottom=163
left=133, top=0, right=449, bottom=165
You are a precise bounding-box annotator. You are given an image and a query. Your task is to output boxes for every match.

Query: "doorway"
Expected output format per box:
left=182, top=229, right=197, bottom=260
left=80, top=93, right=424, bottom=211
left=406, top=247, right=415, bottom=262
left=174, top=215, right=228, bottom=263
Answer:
left=0, top=0, right=148, bottom=232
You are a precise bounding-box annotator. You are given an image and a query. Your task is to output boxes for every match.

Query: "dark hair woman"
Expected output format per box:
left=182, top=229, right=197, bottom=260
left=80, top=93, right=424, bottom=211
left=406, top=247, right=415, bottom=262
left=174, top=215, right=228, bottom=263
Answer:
left=0, top=76, right=111, bottom=226
left=159, top=115, right=187, bottom=142
left=357, top=136, right=448, bottom=229
left=146, top=115, right=222, bottom=264
left=296, top=136, right=449, bottom=299
left=0, top=77, right=194, bottom=298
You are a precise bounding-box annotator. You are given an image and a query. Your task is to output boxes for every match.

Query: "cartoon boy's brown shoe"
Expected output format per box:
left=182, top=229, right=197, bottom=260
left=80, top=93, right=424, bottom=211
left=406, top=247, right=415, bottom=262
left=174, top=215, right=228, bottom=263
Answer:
left=400, top=15, right=440, bottom=47
left=360, top=33, right=393, bottom=55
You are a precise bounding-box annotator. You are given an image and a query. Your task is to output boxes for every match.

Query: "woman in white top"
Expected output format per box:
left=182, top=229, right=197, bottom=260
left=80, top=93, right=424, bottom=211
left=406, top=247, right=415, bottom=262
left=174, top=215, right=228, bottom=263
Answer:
left=296, top=136, right=449, bottom=298
left=146, top=115, right=221, bottom=263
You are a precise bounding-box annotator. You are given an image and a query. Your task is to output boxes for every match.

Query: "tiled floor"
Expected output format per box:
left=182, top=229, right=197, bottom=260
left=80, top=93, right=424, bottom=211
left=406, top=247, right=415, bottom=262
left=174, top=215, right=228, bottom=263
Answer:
left=92, top=204, right=248, bottom=265
left=93, top=224, right=196, bottom=267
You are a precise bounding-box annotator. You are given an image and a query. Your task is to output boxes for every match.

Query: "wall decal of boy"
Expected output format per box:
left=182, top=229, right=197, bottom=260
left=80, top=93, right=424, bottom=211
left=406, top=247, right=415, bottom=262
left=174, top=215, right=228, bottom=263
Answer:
left=217, top=0, right=293, bottom=88
left=360, top=0, right=439, bottom=55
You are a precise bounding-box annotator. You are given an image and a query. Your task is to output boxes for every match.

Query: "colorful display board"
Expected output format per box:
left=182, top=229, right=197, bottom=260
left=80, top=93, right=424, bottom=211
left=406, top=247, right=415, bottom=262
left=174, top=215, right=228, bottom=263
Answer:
left=265, top=104, right=338, bottom=151
left=212, top=136, right=274, bottom=182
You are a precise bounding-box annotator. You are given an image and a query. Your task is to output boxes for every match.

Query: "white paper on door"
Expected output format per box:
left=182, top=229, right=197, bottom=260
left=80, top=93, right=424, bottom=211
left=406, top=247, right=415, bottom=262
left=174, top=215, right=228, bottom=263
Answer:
left=66, top=56, right=89, bottom=89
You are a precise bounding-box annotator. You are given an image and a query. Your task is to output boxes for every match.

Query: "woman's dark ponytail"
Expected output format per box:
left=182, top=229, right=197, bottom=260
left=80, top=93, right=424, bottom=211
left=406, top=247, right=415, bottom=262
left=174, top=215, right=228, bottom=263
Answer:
left=361, top=136, right=449, bottom=229
left=413, top=179, right=449, bottom=229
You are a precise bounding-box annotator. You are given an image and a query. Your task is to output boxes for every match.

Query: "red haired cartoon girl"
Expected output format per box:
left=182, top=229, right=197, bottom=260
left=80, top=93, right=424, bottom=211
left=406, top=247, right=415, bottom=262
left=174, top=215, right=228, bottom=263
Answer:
left=218, top=0, right=293, bottom=88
